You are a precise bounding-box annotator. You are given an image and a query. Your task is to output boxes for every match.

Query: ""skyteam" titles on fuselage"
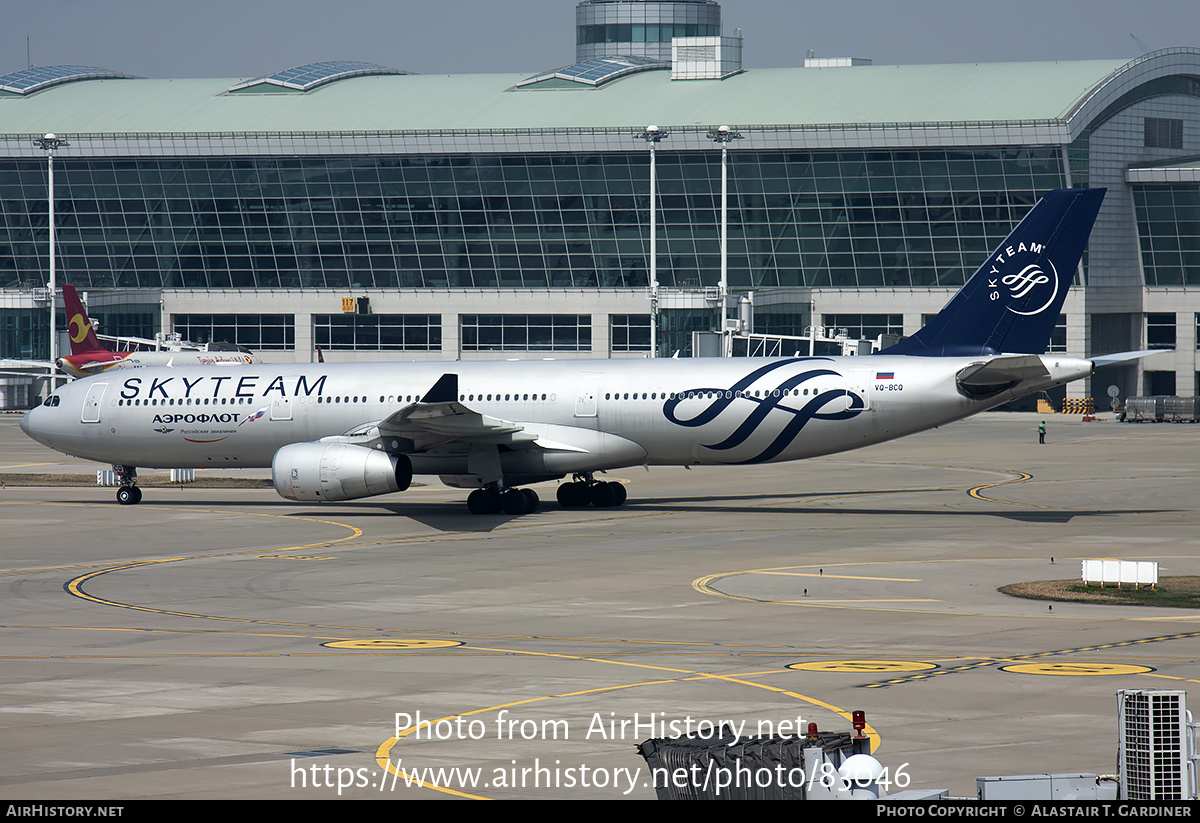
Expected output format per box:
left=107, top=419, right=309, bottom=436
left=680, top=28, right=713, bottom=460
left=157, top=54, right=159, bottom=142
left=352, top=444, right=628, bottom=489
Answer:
left=117, top=373, right=328, bottom=401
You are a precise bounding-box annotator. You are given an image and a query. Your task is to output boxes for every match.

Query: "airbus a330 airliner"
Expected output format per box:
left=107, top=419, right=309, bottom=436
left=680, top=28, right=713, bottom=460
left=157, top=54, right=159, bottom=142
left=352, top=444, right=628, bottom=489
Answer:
left=22, top=188, right=1148, bottom=515
left=56, top=284, right=260, bottom=378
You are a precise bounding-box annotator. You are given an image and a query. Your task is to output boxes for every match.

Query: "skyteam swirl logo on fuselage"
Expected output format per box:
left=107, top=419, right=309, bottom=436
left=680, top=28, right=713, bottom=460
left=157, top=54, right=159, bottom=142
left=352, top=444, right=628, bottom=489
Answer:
left=662, top=359, right=865, bottom=464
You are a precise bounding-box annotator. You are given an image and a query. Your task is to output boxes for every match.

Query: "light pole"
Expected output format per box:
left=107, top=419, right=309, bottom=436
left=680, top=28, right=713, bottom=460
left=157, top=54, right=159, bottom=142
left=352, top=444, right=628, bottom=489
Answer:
left=635, top=125, right=667, bottom=357
left=33, top=133, right=68, bottom=376
left=707, top=125, right=742, bottom=355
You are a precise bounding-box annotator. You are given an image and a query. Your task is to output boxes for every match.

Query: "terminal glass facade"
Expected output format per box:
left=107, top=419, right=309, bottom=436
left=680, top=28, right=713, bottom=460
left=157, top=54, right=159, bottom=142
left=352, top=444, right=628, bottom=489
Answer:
left=821, top=314, right=903, bottom=341
left=1133, top=184, right=1200, bottom=286
left=313, top=313, right=442, bottom=351
left=577, top=22, right=719, bottom=47
left=170, top=313, right=295, bottom=350
left=576, top=0, right=721, bottom=62
left=460, top=314, right=591, bottom=352
left=609, top=313, right=651, bottom=352
left=0, top=308, right=47, bottom=360
left=0, top=147, right=1067, bottom=297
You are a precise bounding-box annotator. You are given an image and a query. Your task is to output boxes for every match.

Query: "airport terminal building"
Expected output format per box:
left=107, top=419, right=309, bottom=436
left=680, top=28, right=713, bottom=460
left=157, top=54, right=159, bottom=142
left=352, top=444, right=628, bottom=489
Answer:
left=2, top=0, right=1199, bottom=404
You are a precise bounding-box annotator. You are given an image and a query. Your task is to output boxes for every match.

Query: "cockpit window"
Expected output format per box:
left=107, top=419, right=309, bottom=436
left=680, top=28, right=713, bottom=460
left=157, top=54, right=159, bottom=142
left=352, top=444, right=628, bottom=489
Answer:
left=42, top=395, right=61, bottom=407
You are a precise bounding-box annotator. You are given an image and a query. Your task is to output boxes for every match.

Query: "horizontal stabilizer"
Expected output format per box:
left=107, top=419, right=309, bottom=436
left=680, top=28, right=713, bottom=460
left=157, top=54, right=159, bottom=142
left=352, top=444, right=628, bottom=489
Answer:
left=1091, top=349, right=1171, bottom=368
left=956, top=355, right=1050, bottom=398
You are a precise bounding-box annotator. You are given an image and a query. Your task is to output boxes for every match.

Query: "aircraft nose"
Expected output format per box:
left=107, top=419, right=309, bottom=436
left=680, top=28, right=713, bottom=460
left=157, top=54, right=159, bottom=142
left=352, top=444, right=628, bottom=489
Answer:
left=20, top=404, right=34, bottom=434
left=20, top=404, right=50, bottom=447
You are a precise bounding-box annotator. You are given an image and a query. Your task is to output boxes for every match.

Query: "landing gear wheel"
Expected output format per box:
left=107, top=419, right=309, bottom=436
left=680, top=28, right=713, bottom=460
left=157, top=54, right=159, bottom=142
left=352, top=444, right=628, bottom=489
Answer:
left=467, top=488, right=500, bottom=515
left=606, top=481, right=626, bottom=507
left=112, top=465, right=140, bottom=505
left=590, top=481, right=619, bottom=508
left=500, top=488, right=530, bottom=515
left=557, top=481, right=590, bottom=508
left=520, top=488, right=539, bottom=514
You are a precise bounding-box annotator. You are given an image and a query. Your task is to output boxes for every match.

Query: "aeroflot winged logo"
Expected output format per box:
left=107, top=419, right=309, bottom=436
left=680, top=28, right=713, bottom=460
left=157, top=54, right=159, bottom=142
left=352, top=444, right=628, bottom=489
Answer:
left=989, top=240, right=1058, bottom=317
left=662, top=360, right=864, bottom=464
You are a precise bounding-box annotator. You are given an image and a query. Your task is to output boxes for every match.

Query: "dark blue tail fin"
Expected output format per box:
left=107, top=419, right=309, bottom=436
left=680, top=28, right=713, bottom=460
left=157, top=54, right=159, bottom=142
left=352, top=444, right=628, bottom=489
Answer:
left=881, top=188, right=1105, bottom=356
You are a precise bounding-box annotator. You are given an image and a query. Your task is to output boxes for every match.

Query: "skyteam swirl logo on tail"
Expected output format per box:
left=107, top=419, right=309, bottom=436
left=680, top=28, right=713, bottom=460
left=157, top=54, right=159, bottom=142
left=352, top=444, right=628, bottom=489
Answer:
left=1004, top=261, right=1058, bottom=316
left=1003, top=264, right=1050, bottom=299
left=662, top=360, right=864, bottom=464
left=988, top=240, right=1059, bottom=317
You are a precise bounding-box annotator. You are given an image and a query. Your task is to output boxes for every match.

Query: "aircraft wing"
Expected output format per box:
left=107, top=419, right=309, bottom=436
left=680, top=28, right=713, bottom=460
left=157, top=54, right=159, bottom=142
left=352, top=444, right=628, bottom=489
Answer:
left=376, top=373, right=539, bottom=451
left=0, top=360, right=56, bottom=379
left=97, top=333, right=187, bottom=348
left=1, top=361, right=54, bottom=371
left=0, top=369, right=52, bottom=378
left=95, top=334, right=160, bottom=351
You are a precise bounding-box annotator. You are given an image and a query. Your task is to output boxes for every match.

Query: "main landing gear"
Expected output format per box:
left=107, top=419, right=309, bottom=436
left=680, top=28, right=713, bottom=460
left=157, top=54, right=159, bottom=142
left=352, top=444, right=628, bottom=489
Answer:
left=113, top=465, right=142, bottom=505
left=463, top=473, right=629, bottom=515
left=466, top=486, right=540, bottom=516
left=556, top=473, right=627, bottom=509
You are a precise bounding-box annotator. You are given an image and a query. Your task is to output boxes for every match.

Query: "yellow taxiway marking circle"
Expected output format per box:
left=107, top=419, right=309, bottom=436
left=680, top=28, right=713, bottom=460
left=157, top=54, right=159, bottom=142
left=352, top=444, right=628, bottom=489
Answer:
left=1001, top=662, right=1154, bottom=676
left=788, top=660, right=937, bottom=673
left=323, top=639, right=464, bottom=650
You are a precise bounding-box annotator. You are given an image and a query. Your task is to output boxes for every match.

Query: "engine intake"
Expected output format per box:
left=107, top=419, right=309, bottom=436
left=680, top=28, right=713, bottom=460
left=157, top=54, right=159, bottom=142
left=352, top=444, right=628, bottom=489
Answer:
left=272, top=442, right=412, bottom=502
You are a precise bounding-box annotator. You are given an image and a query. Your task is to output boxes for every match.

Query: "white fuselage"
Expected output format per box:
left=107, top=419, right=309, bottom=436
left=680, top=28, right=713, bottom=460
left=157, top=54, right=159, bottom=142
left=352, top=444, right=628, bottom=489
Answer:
left=58, top=349, right=259, bottom=378
left=21, top=354, right=1093, bottom=478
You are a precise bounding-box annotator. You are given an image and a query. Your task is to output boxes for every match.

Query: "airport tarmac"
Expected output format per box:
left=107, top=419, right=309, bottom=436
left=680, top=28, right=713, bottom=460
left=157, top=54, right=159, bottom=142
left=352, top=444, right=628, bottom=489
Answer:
left=1, top=410, right=1197, bottom=799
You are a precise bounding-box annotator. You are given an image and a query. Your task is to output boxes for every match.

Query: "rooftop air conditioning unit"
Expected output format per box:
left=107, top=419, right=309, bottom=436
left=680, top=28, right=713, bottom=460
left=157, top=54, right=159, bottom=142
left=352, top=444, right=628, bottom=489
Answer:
left=1117, top=689, right=1196, bottom=799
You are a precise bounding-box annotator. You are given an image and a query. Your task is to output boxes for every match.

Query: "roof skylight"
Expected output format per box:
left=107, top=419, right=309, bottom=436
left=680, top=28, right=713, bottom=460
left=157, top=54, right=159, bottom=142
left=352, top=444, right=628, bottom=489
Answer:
left=228, top=61, right=411, bottom=94
left=516, top=56, right=669, bottom=89
left=0, top=65, right=137, bottom=96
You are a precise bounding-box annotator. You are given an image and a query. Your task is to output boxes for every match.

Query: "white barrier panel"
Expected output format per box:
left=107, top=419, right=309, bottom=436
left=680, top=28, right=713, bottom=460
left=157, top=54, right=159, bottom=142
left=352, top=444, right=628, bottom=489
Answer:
left=97, top=470, right=119, bottom=486
left=170, top=468, right=196, bottom=483
left=1081, top=559, right=1158, bottom=588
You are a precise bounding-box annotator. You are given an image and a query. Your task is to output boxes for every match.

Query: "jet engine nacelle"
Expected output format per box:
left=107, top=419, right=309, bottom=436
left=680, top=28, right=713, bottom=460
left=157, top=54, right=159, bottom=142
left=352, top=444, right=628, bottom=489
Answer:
left=272, top=442, right=413, bottom=502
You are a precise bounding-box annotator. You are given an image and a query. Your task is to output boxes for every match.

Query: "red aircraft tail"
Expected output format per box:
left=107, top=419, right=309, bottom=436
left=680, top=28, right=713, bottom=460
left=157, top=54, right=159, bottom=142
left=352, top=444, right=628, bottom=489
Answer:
left=62, top=284, right=107, bottom=355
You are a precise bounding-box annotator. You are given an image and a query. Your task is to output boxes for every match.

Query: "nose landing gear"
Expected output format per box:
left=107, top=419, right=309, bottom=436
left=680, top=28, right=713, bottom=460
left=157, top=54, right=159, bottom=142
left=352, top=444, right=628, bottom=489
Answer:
left=113, top=465, right=142, bottom=505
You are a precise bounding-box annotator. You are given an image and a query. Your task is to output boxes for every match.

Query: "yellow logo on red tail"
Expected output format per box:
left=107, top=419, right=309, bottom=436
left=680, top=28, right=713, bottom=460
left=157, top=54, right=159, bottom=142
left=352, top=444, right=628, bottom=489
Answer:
left=69, top=313, right=93, bottom=344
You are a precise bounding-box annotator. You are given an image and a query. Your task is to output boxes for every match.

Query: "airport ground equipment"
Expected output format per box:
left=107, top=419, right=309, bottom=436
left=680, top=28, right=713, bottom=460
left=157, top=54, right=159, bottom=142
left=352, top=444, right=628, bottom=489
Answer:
left=1118, top=689, right=1198, bottom=800
left=636, top=720, right=874, bottom=800
left=1123, top=395, right=1199, bottom=422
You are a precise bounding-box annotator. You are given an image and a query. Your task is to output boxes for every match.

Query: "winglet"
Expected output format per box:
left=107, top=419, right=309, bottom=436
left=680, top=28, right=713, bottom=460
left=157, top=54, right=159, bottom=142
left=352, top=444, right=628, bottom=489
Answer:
left=421, top=373, right=459, bottom=403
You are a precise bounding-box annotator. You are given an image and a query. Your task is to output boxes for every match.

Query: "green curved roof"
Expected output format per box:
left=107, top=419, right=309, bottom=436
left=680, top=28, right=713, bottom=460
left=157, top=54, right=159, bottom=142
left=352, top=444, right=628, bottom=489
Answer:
left=0, top=59, right=1143, bottom=135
